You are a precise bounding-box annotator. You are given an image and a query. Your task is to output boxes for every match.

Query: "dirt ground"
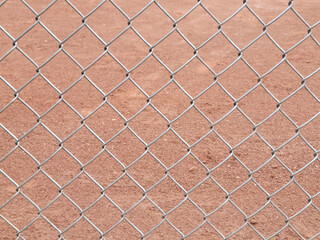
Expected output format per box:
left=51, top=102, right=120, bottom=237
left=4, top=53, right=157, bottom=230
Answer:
left=1, top=0, right=320, bottom=239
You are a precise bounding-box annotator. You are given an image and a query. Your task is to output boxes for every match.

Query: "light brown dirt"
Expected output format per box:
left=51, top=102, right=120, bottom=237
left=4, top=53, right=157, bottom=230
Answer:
left=0, top=0, right=320, bottom=239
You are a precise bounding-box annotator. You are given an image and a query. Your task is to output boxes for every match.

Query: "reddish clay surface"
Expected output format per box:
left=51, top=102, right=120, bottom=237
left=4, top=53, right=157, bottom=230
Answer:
left=0, top=0, right=320, bottom=239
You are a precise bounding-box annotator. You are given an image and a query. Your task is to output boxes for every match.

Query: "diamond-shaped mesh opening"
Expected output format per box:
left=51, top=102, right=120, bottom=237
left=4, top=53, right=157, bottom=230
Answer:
left=85, top=53, right=126, bottom=94
left=64, top=26, right=104, bottom=67
left=276, top=136, right=315, bottom=171
left=149, top=130, right=187, bottom=167
left=257, top=111, right=296, bottom=148
left=148, top=177, right=185, bottom=213
left=63, top=77, right=103, bottom=117
left=167, top=200, right=204, bottom=235
left=211, top=156, right=248, bottom=193
left=129, top=106, right=167, bottom=143
left=64, top=127, right=102, bottom=165
left=239, top=85, right=277, bottom=124
left=172, top=107, right=211, bottom=144
left=154, top=31, right=194, bottom=71
left=20, top=172, right=58, bottom=209
left=63, top=174, right=101, bottom=210
left=282, top=88, right=320, bottom=125
left=0, top=0, right=34, bottom=38
left=0, top=194, right=38, bottom=230
left=42, top=101, right=82, bottom=139
left=18, top=24, right=57, bottom=65
left=127, top=153, right=164, bottom=190
left=85, top=104, right=124, bottom=142
left=249, top=204, right=287, bottom=238
left=107, top=80, right=146, bottom=119
left=130, top=56, right=170, bottom=96
left=0, top=100, right=37, bottom=138
left=0, top=172, right=16, bottom=206
left=218, top=59, right=257, bottom=99
left=105, top=175, right=143, bottom=211
left=191, top=132, right=230, bottom=169
left=170, top=154, right=207, bottom=191
left=231, top=181, right=267, bottom=216
left=223, top=7, right=262, bottom=49
left=21, top=217, right=57, bottom=240
left=178, top=5, right=218, bottom=47
left=175, top=58, right=215, bottom=97
left=84, top=196, right=121, bottom=233
left=189, top=178, right=226, bottom=214
left=287, top=37, right=320, bottom=77
left=243, top=34, right=283, bottom=75
left=234, top=134, right=271, bottom=171
left=272, top=182, right=309, bottom=217
left=84, top=151, right=123, bottom=188
left=262, top=61, right=302, bottom=101
left=133, top=3, right=173, bottom=45
left=0, top=148, right=37, bottom=185
left=215, top=109, right=253, bottom=147
left=19, top=75, right=58, bottom=115
left=43, top=194, right=79, bottom=230
left=62, top=218, right=100, bottom=239
left=152, top=81, right=190, bottom=120
left=268, top=10, right=308, bottom=50
left=147, top=221, right=181, bottom=239
left=86, top=1, right=127, bottom=44
left=126, top=199, right=163, bottom=233
left=109, top=28, right=149, bottom=70
left=207, top=201, right=244, bottom=237
left=254, top=158, right=291, bottom=194
left=41, top=51, right=81, bottom=91
left=195, top=84, right=234, bottom=123
left=43, top=150, right=81, bottom=186
left=107, top=128, right=145, bottom=166
left=199, top=33, right=238, bottom=74
left=20, top=125, right=59, bottom=163
left=0, top=49, right=36, bottom=89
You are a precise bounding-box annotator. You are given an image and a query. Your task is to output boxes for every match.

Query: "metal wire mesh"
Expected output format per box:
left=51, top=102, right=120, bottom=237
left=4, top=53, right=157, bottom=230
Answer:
left=1, top=0, right=320, bottom=239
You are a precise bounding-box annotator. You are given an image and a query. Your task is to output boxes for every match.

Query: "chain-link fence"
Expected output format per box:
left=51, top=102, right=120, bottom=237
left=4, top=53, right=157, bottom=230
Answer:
left=1, top=0, right=320, bottom=239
